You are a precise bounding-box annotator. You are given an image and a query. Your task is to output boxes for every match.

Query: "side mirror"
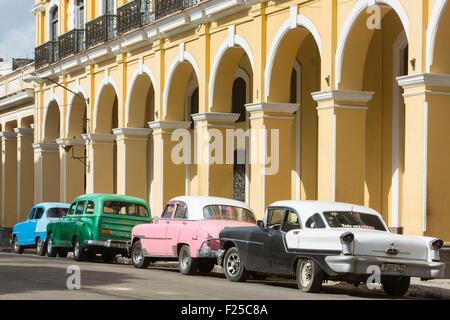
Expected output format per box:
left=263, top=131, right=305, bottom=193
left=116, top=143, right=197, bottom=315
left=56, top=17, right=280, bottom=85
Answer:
left=257, top=220, right=265, bottom=230
left=151, top=216, right=159, bottom=224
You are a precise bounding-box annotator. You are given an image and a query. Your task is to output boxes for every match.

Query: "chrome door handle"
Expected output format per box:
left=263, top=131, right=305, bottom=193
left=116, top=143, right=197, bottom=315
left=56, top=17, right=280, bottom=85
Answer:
left=293, top=231, right=300, bottom=235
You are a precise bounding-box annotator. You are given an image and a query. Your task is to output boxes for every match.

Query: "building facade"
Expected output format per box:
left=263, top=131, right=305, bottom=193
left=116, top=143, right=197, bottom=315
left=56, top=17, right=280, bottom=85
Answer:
left=1, top=0, right=449, bottom=241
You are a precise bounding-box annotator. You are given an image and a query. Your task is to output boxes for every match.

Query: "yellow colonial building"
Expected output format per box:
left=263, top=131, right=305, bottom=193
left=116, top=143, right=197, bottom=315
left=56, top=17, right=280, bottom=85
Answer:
left=1, top=0, right=450, bottom=241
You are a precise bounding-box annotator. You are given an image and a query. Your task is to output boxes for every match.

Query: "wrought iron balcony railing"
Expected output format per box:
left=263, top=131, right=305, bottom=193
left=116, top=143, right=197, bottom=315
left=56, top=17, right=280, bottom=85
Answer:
left=155, top=0, right=201, bottom=19
left=59, top=29, right=85, bottom=59
left=35, top=41, right=59, bottom=69
left=85, top=14, right=117, bottom=49
left=117, top=0, right=155, bottom=35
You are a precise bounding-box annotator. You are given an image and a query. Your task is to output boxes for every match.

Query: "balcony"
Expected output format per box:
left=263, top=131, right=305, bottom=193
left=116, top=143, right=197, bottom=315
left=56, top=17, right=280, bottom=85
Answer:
left=117, top=0, right=155, bottom=35
left=155, top=0, right=201, bottom=19
left=59, top=29, right=85, bottom=59
left=35, top=41, right=59, bottom=69
left=85, top=14, right=117, bottom=49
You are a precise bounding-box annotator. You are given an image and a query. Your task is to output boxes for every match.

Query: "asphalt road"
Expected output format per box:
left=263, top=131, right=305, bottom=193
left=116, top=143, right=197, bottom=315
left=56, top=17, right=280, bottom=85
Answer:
left=0, top=252, right=438, bottom=300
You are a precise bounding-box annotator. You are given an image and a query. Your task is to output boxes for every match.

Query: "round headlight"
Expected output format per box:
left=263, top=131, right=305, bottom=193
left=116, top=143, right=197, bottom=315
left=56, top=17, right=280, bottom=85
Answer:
left=340, top=232, right=355, bottom=244
left=431, top=239, right=444, bottom=250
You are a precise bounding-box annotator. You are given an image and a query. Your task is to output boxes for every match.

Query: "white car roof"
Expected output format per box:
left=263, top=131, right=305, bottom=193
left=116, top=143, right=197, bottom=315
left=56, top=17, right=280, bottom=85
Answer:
left=169, top=196, right=252, bottom=220
left=268, top=200, right=381, bottom=221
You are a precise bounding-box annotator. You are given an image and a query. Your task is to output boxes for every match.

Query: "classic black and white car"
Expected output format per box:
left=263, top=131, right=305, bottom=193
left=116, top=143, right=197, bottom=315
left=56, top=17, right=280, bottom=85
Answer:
left=218, top=201, right=445, bottom=296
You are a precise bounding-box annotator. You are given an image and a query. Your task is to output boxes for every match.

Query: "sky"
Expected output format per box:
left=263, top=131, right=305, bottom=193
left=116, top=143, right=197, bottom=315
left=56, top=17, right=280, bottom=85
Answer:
left=0, top=0, right=36, bottom=61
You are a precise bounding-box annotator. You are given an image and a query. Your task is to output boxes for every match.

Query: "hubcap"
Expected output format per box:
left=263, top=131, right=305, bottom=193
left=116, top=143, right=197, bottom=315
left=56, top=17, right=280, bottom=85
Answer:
left=227, top=253, right=241, bottom=277
left=14, top=239, right=19, bottom=252
left=47, top=237, right=53, bottom=252
left=37, top=239, right=43, bottom=253
left=74, top=242, right=79, bottom=257
left=133, top=246, right=143, bottom=265
left=300, top=261, right=313, bottom=287
left=180, top=250, right=190, bottom=270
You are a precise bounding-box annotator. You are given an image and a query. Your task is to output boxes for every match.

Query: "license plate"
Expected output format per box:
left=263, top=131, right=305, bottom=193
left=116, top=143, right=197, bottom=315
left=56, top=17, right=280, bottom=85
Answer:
left=381, top=263, right=406, bottom=273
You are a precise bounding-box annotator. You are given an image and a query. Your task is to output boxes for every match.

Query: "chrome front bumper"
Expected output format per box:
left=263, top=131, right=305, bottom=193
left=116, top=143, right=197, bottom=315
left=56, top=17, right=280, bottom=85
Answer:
left=325, top=255, right=445, bottom=279
left=84, top=240, right=129, bottom=250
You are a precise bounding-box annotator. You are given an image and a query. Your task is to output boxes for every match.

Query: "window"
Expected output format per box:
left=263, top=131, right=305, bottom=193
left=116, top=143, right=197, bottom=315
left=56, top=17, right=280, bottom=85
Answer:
left=27, top=208, right=36, bottom=220
left=50, top=7, right=59, bottom=41
left=76, top=0, right=85, bottom=29
left=306, top=214, right=326, bottom=229
left=34, top=208, right=45, bottom=220
left=47, top=208, right=68, bottom=219
left=162, top=204, right=175, bottom=219
left=86, top=201, right=95, bottom=215
left=103, top=201, right=149, bottom=217
left=75, top=201, right=86, bottom=215
left=174, top=205, right=188, bottom=220
left=68, top=204, right=76, bottom=215
left=266, top=209, right=285, bottom=231
left=281, top=210, right=301, bottom=233
left=203, top=205, right=256, bottom=223
left=323, top=211, right=387, bottom=231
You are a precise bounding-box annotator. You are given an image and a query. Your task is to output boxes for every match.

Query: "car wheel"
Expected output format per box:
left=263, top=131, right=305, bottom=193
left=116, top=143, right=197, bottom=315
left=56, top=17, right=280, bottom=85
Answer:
left=73, top=238, right=86, bottom=262
left=178, top=245, right=198, bottom=275
left=46, top=234, right=58, bottom=257
left=382, top=276, right=410, bottom=297
left=102, top=251, right=117, bottom=263
left=296, top=259, right=324, bottom=293
left=36, top=237, right=46, bottom=256
left=223, top=247, right=248, bottom=282
left=198, top=259, right=216, bottom=273
left=131, top=240, right=151, bottom=269
left=13, top=237, right=24, bottom=254
left=58, top=249, right=69, bottom=258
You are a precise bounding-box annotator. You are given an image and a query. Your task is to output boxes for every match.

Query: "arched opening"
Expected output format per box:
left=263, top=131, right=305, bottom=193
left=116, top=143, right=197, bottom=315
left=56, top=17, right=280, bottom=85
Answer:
left=185, top=77, right=199, bottom=195
left=210, top=44, right=253, bottom=202
left=126, top=72, right=155, bottom=201
left=338, top=5, right=409, bottom=227
left=95, top=83, right=118, bottom=194
left=19, top=116, right=34, bottom=129
left=44, top=101, right=60, bottom=142
left=266, top=26, right=321, bottom=201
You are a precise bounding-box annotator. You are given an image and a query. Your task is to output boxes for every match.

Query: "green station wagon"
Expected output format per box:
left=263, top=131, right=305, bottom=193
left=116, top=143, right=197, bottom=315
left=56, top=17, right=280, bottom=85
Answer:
left=45, top=194, right=151, bottom=262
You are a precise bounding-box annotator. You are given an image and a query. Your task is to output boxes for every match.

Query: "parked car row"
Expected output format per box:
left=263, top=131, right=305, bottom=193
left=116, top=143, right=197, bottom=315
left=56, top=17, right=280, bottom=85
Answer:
left=11, top=194, right=446, bottom=297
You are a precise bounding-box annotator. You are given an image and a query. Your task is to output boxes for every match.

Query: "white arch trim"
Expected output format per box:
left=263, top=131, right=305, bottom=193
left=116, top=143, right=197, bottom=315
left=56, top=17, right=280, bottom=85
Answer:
left=335, top=0, right=410, bottom=87
left=125, top=63, right=157, bottom=126
left=264, top=13, right=323, bottom=100
left=43, top=93, right=63, bottom=141
left=163, top=45, right=201, bottom=118
left=93, top=75, right=119, bottom=130
left=426, top=0, right=448, bottom=72
left=66, top=84, right=89, bottom=137
left=208, top=27, right=255, bottom=110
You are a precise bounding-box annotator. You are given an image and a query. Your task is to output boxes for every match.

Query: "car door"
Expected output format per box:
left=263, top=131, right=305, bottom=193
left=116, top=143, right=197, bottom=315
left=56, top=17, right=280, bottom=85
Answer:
left=145, top=203, right=175, bottom=256
left=165, top=202, right=188, bottom=257
left=270, top=209, right=301, bottom=275
left=21, top=207, right=37, bottom=245
left=60, top=203, right=77, bottom=247
left=29, top=207, right=45, bottom=244
left=246, top=208, right=286, bottom=272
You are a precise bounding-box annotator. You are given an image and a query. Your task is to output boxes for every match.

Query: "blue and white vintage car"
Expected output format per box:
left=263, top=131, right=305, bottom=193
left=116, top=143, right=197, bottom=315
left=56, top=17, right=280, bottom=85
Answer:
left=11, top=203, right=70, bottom=255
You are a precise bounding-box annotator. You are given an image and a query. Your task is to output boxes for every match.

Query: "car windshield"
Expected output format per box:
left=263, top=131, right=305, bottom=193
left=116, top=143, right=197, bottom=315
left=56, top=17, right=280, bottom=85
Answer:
left=203, top=205, right=256, bottom=223
left=103, top=201, right=149, bottom=217
left=323, top=211, right=387, bottom=231
left=46, top=207, right=68, bottom=218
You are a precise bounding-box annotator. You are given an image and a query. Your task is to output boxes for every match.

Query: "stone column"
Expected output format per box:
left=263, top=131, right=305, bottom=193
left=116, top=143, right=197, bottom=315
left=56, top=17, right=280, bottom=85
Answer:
left=33, top=143, right=60, bottom=203
left=0, top=132, right=18, bottom=227
left=113, top=128, right=151, bottom=200
left=245, top=103, right=298, bottom=218
left=312, top=90, right=374, bottom=205
left=57, top=138, right=86, bottom=203
left=192, top=113, right=240, bottom=199
left=149, top=121, right=191, bottom=215
left=15, top=128, right=34, bottom=221
left=398, top=73, right=450, bottom=239
left=82, top=133, right=116, bottom=195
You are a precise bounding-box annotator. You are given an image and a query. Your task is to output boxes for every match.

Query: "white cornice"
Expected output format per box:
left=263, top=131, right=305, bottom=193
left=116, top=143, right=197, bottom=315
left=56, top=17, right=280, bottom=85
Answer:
left=311, top=90, right=374, bottom=103
left=14, top=128, right=34, bottom=136
left=82, top=133, right=116, bottom=143
left=148, top=121, right=191, bottom=130
left=397, top=73, right=450, bottom=89
left=31, top=3, right=45, bottom=15
left=245, top=102, right=299, bottom=114
left=191, top=112, right=240, bottom=123
left=0, top=131, right=17, bottom=139
left=113, top=127, right=152, bottom=137
left=33, top=143, right=59, bottom=151
left=0, top=89, right=34, bottom=110
left=56, top=138, right=85, bottom=146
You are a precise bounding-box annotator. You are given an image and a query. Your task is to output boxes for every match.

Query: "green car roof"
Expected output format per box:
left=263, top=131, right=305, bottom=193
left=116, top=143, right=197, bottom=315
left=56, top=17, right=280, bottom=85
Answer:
left=72, top=194, right=149, bottom=207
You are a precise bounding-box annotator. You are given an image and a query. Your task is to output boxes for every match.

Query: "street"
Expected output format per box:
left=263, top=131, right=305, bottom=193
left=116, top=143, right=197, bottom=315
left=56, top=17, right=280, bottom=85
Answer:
left=0, top=252, right=447, bottom=300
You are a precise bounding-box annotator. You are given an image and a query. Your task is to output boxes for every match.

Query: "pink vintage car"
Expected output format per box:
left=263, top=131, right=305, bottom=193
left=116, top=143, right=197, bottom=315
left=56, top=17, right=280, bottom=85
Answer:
left=130, top=196, right=256, bottom=275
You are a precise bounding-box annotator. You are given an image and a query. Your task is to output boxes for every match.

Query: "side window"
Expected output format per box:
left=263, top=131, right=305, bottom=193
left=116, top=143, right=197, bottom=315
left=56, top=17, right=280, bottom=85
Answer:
left=162, top=204, right=175, bottom=219
left=68, top=204, right=76, bottom=215
left=174, top=204, right=188, bottom=220
left=281, top=210, right=301, bottom=233
left=75, top=201, right=86, bottom=215
left=27, top=208, right=36, bottom=220
left=306, top=213, right=326, bottom=229
left=86, top=201, right=95, bottom=215
left=266, top=208, right=286, bottom=231
left=34, top=208, right=45, bottom=220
